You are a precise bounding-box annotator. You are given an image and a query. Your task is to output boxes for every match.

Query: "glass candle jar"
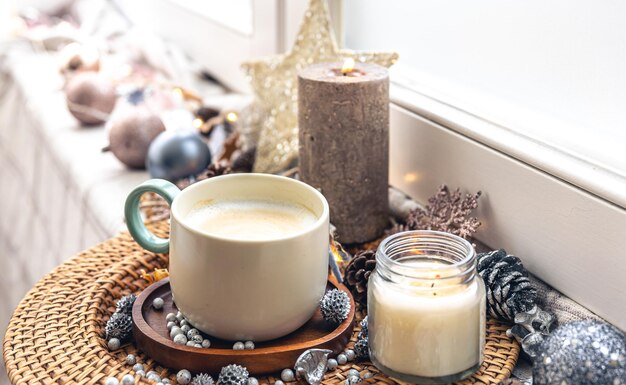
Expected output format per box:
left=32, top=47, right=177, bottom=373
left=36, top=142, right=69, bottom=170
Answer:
left=368, top=230, right=486, bottom=384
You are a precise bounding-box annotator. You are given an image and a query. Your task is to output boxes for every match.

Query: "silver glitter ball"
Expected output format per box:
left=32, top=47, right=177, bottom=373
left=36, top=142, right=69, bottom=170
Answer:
left=132, top=363, right=144, bottom=372
left=247, top=378, right=259, bottom=385
left=107, top=338, right=121, bottom=351
left=105, top=377, right=119, bottom=385
left=173, top=334, right=188, bottom=345
left=177, top=369, right=192, bottom=385
left=170, top=326, right=183, bottom=339
left=233, top=341, right=245, bottom=350
left=344, top=375, right=361, bottom=385
left=337, top=353, right=348, bottom=365
left=327, top=359, right=338, bottom=371
left=125, top=354, right=136, bottom=365
left=202, top=339, right=211, bottom=348
left=121, top=374, right=135, bottom=385
left=152, top=297, right=164, bottom=310
left=534, top=320, right=626, bottom=385
left=347, top=369, right=360, bottom=378
left=166, top=313, right=177, bottom=322
left=181, top=325, right=191, bottom=334
left=187, top=328, right=200, bottom=338
left=245, top=341, right=255, bottom=350
left=344, top=350, right=356, bottom=361
left=280, top=368, right=295, bottom=382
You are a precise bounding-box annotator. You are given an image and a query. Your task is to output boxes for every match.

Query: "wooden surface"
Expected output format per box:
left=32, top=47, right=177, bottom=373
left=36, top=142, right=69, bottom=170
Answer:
left=132, top=277, right=355, bottom=375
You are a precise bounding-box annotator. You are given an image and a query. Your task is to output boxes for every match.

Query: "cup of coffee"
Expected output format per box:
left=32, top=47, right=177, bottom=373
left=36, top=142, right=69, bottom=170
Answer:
left=125, top=174, right=330, bottom=341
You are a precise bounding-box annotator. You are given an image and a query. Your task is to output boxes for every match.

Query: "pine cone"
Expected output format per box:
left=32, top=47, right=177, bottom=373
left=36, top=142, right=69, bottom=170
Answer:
left=115, top=294, right=136, bottom=315
left=358, top=316, right=368, bottom=339
left=320, top=289, right=351, bottom=325
left=478, top=249, right=537, bottom=322
left=344, top=250, right=376, bottom=306
left=217, top=364, right=249, bottom=385
left=105, top=311, right=133, bottom=341
left=192, top=373, right=215, bottom=385
left=354, top=338, right=369, bottom=360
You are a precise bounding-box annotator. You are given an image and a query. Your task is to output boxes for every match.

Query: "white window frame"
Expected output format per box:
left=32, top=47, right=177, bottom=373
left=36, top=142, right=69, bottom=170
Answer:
left=129, top=0, right=626, bottom=330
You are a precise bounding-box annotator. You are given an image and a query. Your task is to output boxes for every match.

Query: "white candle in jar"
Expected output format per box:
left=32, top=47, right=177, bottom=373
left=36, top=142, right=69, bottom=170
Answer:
left=368, top=231, right=486, bottom=383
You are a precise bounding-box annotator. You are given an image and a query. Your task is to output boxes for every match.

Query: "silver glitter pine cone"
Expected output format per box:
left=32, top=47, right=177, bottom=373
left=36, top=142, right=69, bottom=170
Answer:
left=217, top=364, right=249, bottom=385
left=533, top=319, right=626, bottom=385
left=116, top=294, right=136, bottom=315
left=320, top=289, right=351, bottom=325
left=354, top=338, right=369, bottom=360
left=477, top=249, right=537, bottom=322
left=191, top=373, right=214, bottom=385
left=105, top=312, right=133, bottom=341
left=344, top=250, right=376, bottom=306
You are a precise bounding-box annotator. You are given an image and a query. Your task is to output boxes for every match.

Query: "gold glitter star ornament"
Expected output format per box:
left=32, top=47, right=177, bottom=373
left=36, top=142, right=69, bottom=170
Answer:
left=242, top=0, right=398, bottom=173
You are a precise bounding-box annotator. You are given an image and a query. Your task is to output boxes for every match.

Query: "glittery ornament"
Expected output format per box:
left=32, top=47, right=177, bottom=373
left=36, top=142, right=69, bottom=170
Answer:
left=294, top=349, right=332, bottom=385
left=105, top=312, right=133, bottom=341
left=191, top=373, right=214, bottom=385
left=353, top=338, right=369, bottom=360
left=241, top=0, right=397, bottom=173
left=319, top=289, right=351, bottom=325
left=177, top=369, right=192, bottom=385
left=533, top=320, right=626, bottom=385
left=217, top=364, right=249, bottom=385
left=116, top=294, right=136, bottom=315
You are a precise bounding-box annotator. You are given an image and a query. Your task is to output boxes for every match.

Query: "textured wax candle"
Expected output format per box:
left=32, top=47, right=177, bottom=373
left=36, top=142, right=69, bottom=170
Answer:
left=298, top=61, right=389, bottom=243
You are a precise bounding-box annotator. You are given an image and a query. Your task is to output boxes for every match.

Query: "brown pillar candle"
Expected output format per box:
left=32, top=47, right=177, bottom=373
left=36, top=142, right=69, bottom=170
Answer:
left=299, top=60, right=389, bottom=243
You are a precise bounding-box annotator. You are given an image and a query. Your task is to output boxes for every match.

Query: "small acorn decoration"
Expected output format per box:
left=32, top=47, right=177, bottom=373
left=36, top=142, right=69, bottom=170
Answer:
left=65, top=72, right=116, bottom=125
left=105, top=89, right=166, bottom=169
left=320, top=289, right=351, bottom=325
left=344, top=250, right=376, bottom=306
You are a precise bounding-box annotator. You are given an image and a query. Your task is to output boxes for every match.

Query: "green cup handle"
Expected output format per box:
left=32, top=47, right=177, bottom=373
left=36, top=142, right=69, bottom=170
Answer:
left=124, top=179, right=181, bottom=254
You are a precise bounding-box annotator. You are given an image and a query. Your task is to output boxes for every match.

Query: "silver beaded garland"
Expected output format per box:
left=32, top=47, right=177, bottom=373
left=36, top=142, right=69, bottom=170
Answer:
left=177, top=369, right=192, bottom=385
left=280, top=368, right=295, bottom=382
left=107, top=338, right=121, bottom=351
left=152, top=297, right=164, bottom=310
left=121, top=374, right=135, bottom=385
left=173, top=334, right=188, bottom=345
left=125, top=354, right=136, bottom=365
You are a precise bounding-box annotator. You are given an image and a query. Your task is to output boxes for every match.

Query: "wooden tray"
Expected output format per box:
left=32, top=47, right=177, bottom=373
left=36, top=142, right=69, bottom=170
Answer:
left=132, top=277, right=355, bottom=375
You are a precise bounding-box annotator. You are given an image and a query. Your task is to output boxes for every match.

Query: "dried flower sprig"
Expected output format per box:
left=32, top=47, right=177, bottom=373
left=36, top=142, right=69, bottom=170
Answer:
left=395, top=185, right=482, bottom=240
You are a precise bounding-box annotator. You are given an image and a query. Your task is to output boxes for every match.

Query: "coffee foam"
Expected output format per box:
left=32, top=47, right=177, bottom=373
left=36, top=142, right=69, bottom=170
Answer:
left=184, top=199, right=318, bottom=241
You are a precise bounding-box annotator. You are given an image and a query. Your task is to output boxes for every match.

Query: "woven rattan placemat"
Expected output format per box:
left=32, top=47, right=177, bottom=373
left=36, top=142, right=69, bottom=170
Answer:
left=3, top=221, right=519, bottom=385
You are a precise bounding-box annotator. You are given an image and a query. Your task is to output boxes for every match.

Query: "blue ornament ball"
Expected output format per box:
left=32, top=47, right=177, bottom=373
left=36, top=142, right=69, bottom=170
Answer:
left=533, top=319, right=626, bottom=385
left=146, top=130, right=211, bottom=182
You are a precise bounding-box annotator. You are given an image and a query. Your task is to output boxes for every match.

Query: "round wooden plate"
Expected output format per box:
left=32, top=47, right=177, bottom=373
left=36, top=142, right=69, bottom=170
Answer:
left=132, top=276, right=355, bottom=375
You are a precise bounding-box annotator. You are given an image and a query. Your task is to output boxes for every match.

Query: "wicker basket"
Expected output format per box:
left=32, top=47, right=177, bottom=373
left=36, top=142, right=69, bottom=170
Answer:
left=3, top=221, right=519, bottom=385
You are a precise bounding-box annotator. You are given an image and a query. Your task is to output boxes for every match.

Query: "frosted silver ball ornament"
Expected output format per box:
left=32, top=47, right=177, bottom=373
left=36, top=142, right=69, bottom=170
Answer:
left=174, top=334, right=188, bottom=345
left=233, top=341, right=245, bottom=350
left=336, top=353, right=348, bottom=365
left=105, top=377, right=119, bottom=385
left=177, top=369, right=192, bottom=385
left=132, top=363, right=144, bottom=372
left=146, top=130, right=211, bottom=182
left=107, top=337, right=121, bottom=351
left=121, top=374, right=135, bottom=385
left=327, top=358, right=338, bottom=370
left=244, top=341, right=255, bottom=350
left=280, top=369, right=295, bottom=382
left=152, top=297, right=164, bottom=310
left=125, top=354, right=136, bottom=365
left=533, top=320, right=626, bottom=385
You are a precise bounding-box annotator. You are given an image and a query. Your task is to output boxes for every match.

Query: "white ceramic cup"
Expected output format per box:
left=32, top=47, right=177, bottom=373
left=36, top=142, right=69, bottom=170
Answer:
left=125, top=174, right=330, bottom=341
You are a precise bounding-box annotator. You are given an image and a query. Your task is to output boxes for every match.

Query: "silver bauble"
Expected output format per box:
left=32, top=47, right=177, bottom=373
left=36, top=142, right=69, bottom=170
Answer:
left=146, top=130, right=211, bottom=182
left=533, top=319, right=626, bottom=385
